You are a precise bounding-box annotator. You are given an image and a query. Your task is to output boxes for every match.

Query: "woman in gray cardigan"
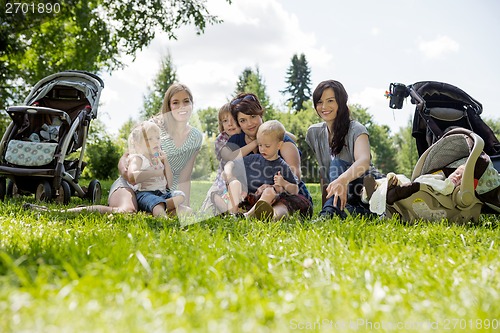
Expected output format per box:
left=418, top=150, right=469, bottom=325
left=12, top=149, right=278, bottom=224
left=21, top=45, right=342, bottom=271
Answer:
left=306, top=80, right=382, bottom=219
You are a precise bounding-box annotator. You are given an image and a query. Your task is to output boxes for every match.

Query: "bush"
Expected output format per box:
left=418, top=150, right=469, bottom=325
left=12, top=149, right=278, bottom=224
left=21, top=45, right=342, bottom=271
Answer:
left=83, top=137, right=121, bottom=180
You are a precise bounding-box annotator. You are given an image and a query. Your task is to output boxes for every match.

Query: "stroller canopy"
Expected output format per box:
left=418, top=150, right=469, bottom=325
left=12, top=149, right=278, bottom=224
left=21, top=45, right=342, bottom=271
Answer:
left=410, top=81, right=482, bottom=114
left=409, top=81, right=500, bottom=157
left=24, top=70, right=104, bottom=120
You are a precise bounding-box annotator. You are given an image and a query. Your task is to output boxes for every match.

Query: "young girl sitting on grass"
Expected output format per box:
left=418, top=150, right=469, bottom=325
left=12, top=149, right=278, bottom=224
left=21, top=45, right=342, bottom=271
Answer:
left=24, top=122, right=186, bottom=218
left=126, top=121, right=186, bottom=218
left=199, top=103, right=242, bottom=214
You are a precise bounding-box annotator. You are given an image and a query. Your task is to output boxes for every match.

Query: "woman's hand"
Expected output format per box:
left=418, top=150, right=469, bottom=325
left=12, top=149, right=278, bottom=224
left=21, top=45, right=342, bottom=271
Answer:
left=118, top=153, right=132, bottom=182
left=325, top=177, right=349, bottom=211
left=255, top=184, right=273, bottom=196
left=158, top=150, right=166, bottom=160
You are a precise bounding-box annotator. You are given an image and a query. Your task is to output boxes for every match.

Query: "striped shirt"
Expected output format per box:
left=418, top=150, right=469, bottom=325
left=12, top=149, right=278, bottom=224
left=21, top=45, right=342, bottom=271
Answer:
left=159, top=126, right=202, bottom=190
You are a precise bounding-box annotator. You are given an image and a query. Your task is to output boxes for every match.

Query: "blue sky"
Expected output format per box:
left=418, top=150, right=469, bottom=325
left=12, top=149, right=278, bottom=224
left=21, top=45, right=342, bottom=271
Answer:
left=99, top=0, right=500, bottom=134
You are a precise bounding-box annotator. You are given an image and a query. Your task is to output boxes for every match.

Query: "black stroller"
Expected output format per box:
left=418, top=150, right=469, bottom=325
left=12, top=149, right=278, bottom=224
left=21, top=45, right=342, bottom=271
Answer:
left=0, top=70, right=103, bottom=204
left=388, top=81, right=500, bottom=172
left=386, top=81, right=500, bottom=219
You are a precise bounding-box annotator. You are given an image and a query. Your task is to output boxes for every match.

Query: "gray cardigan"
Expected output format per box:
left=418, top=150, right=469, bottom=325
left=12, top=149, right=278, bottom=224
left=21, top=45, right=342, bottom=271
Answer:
left=305, top=121, right=369, bottom=182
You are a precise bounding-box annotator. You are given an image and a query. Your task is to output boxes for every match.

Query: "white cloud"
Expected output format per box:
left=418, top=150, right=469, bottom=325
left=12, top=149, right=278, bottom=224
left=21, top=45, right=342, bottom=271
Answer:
left=95, top=0, right=499, bottom=137
left=417, top=35, right=460, bottom=59
left=147, top=0, right=331, bottom=110
left=370, top=27, right=380, bottom=36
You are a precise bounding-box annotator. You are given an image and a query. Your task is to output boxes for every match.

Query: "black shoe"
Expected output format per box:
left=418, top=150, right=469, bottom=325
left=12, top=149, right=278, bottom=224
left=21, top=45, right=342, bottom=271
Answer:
left=363, top=175, right=377, bottom=202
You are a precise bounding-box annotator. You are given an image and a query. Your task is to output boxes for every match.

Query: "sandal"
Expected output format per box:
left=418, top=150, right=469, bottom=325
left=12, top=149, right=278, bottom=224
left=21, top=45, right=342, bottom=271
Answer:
left=252, top=200, right=274, bottom=220
left=22, top=202, right=49, bottom=211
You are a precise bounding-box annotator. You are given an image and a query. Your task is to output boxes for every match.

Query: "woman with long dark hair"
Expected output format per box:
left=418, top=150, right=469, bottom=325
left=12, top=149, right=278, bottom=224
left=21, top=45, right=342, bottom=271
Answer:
left=306, top=80, right=381, bottom=219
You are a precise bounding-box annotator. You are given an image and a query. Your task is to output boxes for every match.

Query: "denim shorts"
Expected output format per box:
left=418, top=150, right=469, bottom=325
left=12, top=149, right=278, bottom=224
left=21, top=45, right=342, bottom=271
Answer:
left=135, top=190, right=173, bottom=213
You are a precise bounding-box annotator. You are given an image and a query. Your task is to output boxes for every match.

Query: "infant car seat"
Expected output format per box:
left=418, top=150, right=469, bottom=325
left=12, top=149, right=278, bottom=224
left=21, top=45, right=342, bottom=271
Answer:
left=387, top=128, right=485, bottom=224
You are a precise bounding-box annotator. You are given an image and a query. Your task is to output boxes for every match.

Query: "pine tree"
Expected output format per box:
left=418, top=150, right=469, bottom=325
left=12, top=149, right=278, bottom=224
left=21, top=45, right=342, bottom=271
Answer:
left=281, top=53, right=312, bottom=112
left=141, top=52, right=178, bottom=119
left=234, top=66, right=276, bottom=120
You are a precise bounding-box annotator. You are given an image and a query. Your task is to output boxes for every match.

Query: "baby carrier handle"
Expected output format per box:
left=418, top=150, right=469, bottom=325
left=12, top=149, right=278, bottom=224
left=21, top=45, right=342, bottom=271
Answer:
left=411, top=128, right=484, bottom=208
left=446, top=129, right=484, bottom=207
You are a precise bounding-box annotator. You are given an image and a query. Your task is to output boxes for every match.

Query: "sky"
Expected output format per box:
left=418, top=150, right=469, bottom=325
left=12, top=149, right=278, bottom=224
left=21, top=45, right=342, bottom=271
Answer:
left=98, top=0, right=500, bottom=135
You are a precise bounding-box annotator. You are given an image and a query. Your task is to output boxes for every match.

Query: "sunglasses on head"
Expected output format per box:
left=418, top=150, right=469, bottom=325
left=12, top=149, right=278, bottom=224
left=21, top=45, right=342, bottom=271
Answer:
left=230, top=94, right=257, bottom=106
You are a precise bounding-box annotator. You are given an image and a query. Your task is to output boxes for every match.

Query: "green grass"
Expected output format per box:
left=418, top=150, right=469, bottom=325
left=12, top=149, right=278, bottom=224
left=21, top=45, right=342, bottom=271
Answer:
left=1, top=181, right=499, bottom=332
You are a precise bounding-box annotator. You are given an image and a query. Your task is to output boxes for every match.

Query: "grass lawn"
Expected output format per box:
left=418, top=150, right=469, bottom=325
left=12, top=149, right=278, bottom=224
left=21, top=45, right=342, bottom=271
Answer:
left=0, top=180, right=499, bottom=332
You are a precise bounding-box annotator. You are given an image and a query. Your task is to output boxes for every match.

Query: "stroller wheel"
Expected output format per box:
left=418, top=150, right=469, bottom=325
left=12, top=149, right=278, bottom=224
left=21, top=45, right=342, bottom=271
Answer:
left=87, top=179, right=102, bottom=204
left=0, top=177, right=5, bottom=201
left=54, top=180, right=71, bottom=205
left=6, top=180, right=20, bottom=198
left=35, top=180, right=52, bottom=203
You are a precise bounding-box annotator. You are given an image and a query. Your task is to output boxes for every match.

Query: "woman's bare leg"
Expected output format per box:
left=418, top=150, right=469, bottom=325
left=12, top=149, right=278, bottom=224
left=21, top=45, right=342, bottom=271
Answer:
left=107, top=187, right=138, bottom=213
left=63, top=205, right=118, bottom=213
left=24, top=187, right=138, bottom=214
left=271, top=202, right=289, bottom=220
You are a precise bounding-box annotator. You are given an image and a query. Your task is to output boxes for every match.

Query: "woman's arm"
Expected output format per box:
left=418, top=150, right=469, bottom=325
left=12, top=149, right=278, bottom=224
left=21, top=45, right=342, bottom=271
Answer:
left=118, top=153, right=132, bottom=183
left=177, top=151, right=199, bottom=206
left=159, top=151, right=174, bottom=188
left=220, top=140, right=258, bottom=161
left=279, top=141, right=302, bottom=180
left=128, top=156, right=164, bottom=184
left=325, top=133, right=371, bottom=210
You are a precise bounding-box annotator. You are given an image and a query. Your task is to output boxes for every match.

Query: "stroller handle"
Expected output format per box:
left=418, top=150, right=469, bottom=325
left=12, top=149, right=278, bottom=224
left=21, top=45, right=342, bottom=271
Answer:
left=388, top=83, right=426, bottom=112
left=7, top=106, right=72, bottom=124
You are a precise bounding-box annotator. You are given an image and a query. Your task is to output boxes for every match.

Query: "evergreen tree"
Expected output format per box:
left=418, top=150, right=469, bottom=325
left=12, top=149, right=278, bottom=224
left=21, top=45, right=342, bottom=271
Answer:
left=141, top=53, right=178, bottom=119
left=281, top=53, right=312, bottom=112
left=234, top=66, right=276, bottom=120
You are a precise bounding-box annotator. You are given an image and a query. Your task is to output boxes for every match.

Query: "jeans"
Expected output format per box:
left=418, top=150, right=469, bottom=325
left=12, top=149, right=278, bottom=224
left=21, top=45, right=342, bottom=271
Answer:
left=319, top=159, right=373, bottom=219
left=136, top=190, right=173, bottom=213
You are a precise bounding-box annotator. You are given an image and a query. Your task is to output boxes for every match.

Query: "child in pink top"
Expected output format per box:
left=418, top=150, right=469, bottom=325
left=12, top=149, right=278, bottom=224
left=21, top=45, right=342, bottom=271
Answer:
left=200, top=103, right=241, bottom=213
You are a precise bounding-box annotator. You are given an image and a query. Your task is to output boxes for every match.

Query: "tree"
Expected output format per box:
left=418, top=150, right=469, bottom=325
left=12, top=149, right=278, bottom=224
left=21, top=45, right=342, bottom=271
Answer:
left=275, top=101, right=319, bottom=182
left=117, top=118, right=138, bottom=149
left=392, top=118, right=419, bottom=177
left=197, top=107, right=219, bottom=138
left=0, top=0, right=230, bottom=109
left=484, top=117, right=500, bottom=139
left=281, top=53, right=312, bottom=112
left=350, top=105, right=398, bottom=175
left=141, top=52, right=178, bottom=119
left=234, top=66, right=277, bottom=120
left=82, top=119, right=122, bottom=180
